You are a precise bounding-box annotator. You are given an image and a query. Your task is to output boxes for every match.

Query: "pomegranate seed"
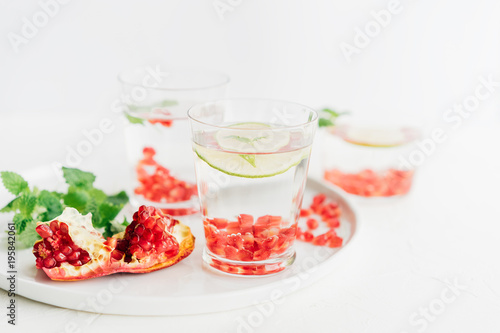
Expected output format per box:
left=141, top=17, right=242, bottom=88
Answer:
left=300, top=209, right=311, bottom=217
left=69, top=260, right=82, bottom=266
left=135, top=224, right=145, bottom=236
left=306, top=218, right=319, bottom=230
left=303, top=231, right=314, bottom=242
left=130, top=234, right=140, bottom=245
left=53, top=252, right=66, bottom=262
left=59, top=222, right=69, bottom=234
left=139, top=239, right=152, bottom=251
left=50, top=221, right=59, bottom=232
left=116, top=239, right=129, bottom=251
left=61, top=246, right=73, bottom=256
left=312, top=234, right=328, bottom=246
left=36, top=224, right=53, bottom=238
left=144, top=217, right=155, bottom=229
left=67, top=251, right=80, bottom=261
left=111, top=250, right=124, bottom=261
left=263, top=235, right=279, bottom=250
left=142, top=229, right=154, bottom=242
left=43, top=257, right=57, bottom=268
left=328, top=236, right=343, bottom=248
left=152, top=224, right=164, bottom=235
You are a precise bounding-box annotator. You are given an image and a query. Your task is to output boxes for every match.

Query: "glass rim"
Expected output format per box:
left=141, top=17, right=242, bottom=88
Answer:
left=117, top=67, right=230, bottom=91
left=187, top=98, right=319, bottom=130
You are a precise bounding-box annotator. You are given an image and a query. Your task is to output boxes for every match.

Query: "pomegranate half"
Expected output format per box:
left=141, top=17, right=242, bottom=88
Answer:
left=32, top=206, right=195, bottom=281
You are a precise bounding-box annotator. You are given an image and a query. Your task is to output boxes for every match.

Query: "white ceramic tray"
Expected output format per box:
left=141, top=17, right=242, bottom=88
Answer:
left=0, top=168, right=358, bottom=315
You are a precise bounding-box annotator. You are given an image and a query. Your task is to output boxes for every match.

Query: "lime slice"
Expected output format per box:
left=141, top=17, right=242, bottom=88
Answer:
left=194, top=144, right=310, bottom=178
left=339, top=126, right=408, bottom=147
left=215, top=122, right=290, bottom=153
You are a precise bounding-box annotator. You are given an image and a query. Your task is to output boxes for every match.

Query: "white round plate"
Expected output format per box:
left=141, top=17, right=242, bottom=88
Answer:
left=0, top=167, right=358, bottom=315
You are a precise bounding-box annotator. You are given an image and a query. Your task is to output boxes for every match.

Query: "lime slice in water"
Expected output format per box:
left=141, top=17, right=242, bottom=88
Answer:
left=194, top=144, right=310, bottom=178
left=215, top=122, right=291, bottom=153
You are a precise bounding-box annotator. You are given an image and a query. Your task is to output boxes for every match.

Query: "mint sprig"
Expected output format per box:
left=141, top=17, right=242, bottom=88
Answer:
left=0, top=168, right=130, bottom=248
left=318, top=108, right=349, bottom=128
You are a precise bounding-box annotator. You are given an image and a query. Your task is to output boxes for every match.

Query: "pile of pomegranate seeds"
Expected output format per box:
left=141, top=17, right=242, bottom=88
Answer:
left=134, top=147, right=198, bottom=204
left=33, top=221, right=92, bottom=269
left=147, top=109, right=173, bottom=127
left=297, top=193, right=343, bottom=248
left=204, top=214, right=296, bottom=263
left=148, top=118, right=173, bottom=127
left=110, top=205, right=180, bottom=263
left=324, top=168, right=414, bottom=197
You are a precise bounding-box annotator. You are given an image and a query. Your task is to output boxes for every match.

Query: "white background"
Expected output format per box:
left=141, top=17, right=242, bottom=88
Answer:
left=1, top=0, right=500, bottom=332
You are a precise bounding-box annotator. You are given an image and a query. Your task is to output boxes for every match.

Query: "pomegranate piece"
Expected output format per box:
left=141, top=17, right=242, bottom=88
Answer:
left=134, top=147, right=198, bottom=208
left=324, top=168, right=414, bottom=197
left=32, top=206, right=195, bottom=281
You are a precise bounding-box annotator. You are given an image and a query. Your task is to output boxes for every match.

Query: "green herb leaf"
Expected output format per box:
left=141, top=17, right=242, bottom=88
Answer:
left=322, top=108, right=340, bottom=117
left=13, top=213, right=32, bottom=234
left=88, top=188, right=107, bottom=203
left=105, top=191, right=129, bottom=206
left=125, top=113, right=145, bottom=125
left=84, top=197, right=101, bottom=227
left=37, top=190, right=63, bottom=221
left=63, top=189, right=90, bottom=212
left=62, top=167, right=96, bottom=190
left=18, top=220, right=41, bottom=248
left=239, top=154, right=257, bottom=167
left=17, top=192, right=37, bottom=218
left=98, top=202, right=122, bottom=226
left=1, top=171, right=29, bottom=195
left=318, top=118, right=334, bottom=127
left=1, top=197, right=20, bottom=213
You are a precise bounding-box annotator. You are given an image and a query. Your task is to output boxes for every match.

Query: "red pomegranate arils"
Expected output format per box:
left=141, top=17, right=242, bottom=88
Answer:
left=134, top=147, right=198, bottom=208
left=296, top=193, right=345, bottom=249
left=306, top=218, right=319, bottom=230
left=324, top=168, right=414, bottom=197
left=32, top=206, right=195, bottom=281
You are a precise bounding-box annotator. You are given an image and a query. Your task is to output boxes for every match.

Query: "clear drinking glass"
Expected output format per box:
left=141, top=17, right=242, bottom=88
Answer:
left=321, top=118, right=421, bottom=197
left=188, top=99, right=318, bottom=276
left=118, top=67, right=229, bottom=215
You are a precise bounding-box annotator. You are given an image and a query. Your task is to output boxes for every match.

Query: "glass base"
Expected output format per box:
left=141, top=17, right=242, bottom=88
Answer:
left=129, top=194, right=199, bottom=216
left=202, top=247, right=296, bottom=276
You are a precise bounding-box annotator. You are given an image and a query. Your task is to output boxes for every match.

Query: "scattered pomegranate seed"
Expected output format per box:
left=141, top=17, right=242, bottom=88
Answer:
left=306, top=218, right=319, bottom=230
left=296, top=193, right=345, bottom=249
left=324, top=168, right=414, bottom=197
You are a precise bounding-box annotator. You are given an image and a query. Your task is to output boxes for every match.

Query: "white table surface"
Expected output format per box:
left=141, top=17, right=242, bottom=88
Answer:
left=1, top=112, right=499, bottom=333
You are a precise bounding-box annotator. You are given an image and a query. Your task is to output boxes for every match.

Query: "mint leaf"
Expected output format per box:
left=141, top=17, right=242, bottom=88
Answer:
left=18, top=220, right=41, bottom=248
left=1, top=197, right=20, bottom=213
left=62, top=167, right=96, bottom=190
left=84, top=197, right=101, bottom=227
left=1, top=171, right=28, bottom=195
left=125, top=113, right=145, bottom=125
left=239, top=154, right=256, bottom=167
left=17, top=192, right=37, bottom=218
left=322, top=108, right=340, bottom=117
left=63, top=189, right=90, bottom=212
left=99, top=202, right=121, bottom=226
left=106, top=191, right=129, bottom=206
left=88, top=188, right=107, bottom=202
left=13, top=213, right=32, bottom=234
left=37, top=190, right=63, bottom=221
left=318, top=118, right=334, bottom=128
